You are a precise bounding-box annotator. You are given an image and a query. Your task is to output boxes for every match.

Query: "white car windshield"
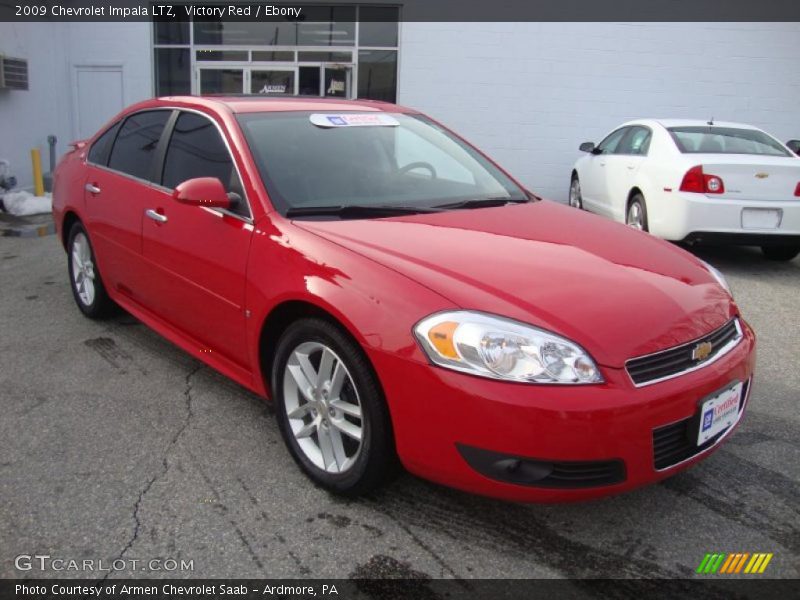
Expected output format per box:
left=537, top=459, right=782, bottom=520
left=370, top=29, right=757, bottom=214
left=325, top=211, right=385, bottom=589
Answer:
left=668, top=126, right=791, bottom=157
left=237, top=112, right=527, bottom=214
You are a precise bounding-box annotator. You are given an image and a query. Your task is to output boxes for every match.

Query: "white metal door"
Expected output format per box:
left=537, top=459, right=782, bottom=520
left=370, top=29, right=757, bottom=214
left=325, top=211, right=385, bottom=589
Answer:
left=71, top=64, right=124, bottom=139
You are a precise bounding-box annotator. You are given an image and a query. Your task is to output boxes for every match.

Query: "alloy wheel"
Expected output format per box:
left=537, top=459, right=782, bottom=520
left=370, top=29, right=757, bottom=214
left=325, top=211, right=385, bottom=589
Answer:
left=627, top=202, right=644, bottom=230
left=71, top=232, right=96, bottom=306
left=569, top=178, right=582, bottom=208
left=282, top=341, right=363, bottom=474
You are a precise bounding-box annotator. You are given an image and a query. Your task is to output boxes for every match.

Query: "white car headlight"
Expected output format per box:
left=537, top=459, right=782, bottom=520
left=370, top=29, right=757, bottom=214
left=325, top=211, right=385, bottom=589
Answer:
left=699, top=259, right=732, bottom=296
left=414, top=311, right=603, bottom=384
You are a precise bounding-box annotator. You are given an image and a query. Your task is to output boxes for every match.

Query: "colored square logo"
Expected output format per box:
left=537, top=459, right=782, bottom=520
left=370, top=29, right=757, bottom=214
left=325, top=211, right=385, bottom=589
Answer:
left=702, top=409, right=714, bottom=431
left=327, top=116, right=346, bottom=125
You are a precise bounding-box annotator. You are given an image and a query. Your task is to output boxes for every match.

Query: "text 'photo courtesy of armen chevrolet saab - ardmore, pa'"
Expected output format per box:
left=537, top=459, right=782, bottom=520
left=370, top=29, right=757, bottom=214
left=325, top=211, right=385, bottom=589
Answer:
left=0, top=0, right=799, bottom=596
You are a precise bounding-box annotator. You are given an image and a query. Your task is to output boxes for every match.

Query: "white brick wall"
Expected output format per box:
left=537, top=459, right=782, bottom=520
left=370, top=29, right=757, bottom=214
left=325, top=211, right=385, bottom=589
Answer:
left=398, top=23, right=800, bottom=202
left=0, top=22, right=151, bottom=190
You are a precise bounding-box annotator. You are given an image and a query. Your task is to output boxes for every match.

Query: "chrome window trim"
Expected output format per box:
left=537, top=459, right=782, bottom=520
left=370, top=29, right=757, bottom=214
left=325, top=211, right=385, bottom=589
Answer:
left=626, top=318, right=743, bottom=388
left=85, top=106, right=254, bottom=224
left=654, top=376, right=752, bottom=473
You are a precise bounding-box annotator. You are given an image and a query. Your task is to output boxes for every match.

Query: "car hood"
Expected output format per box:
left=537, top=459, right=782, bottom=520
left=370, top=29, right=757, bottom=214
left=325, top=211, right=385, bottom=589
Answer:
left=294, top=201, right=736, bottom=368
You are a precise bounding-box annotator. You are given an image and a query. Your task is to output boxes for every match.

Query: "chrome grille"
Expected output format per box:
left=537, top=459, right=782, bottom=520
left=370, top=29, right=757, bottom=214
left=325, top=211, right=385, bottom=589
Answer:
left=626, top=319, right=742, bottom=386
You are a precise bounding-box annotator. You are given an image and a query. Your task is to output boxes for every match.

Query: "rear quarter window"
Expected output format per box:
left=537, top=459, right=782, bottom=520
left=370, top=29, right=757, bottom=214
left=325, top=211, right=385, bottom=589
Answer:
left=108, top=110, right=172, bottom=180
left=87, top=121, right=122, bottom=166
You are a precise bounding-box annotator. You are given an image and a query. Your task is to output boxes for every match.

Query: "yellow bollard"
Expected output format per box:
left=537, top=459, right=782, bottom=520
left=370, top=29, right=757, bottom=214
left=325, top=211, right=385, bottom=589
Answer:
left=31, top=148, right=44, bottom=197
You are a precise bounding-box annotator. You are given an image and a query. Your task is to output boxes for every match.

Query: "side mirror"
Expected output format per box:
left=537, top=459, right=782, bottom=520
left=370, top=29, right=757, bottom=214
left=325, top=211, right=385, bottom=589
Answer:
left=787, top=140, right=800, bottom=156
left=172, top=177, right=231, bottom=209
left=579, top=142, right=596, bottom=153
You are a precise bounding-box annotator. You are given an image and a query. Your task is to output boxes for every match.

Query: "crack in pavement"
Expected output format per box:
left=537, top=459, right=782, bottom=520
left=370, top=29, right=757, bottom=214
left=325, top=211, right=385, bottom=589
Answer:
left=190, top=452, right=268, bottom=575
left=99, top=363, right=203, bottom=582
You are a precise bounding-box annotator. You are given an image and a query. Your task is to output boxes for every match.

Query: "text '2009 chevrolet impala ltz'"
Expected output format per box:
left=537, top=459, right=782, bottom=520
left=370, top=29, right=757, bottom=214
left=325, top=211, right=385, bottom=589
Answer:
left=53, top=97, right=755, bottom=502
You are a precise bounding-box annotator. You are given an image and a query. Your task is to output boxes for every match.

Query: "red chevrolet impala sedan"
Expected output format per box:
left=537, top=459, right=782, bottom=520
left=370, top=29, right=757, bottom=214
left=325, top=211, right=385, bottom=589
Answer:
left=52, top=97, right=755, bottom=502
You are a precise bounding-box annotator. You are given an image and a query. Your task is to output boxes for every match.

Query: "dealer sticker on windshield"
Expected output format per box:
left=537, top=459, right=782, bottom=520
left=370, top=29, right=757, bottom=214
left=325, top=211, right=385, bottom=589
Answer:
left=697, top=381, right=743, bottom=445
left=310, top=113, right=399, bottom=128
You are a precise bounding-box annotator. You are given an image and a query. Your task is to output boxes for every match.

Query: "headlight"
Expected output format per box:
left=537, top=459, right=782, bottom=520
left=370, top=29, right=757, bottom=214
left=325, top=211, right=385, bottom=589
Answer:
left=413, top=311, right=603, bottom=384
left=699, top=259, right=732, bottom=296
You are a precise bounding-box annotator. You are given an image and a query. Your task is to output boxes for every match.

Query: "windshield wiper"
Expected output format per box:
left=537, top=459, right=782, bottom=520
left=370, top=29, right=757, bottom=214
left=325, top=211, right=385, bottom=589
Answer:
left=435, top=197, right=530, bottom=210
left=285, top=204, right=442, bottom=219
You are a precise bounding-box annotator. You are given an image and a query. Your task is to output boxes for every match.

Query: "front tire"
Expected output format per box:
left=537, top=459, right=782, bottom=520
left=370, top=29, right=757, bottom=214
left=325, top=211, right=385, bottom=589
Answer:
left=272, top=318, right=396, bottom=496
left=569, top=175, right=583, bottom=209
left=626, top=194, right=649, bottom=232
left=67, top=222, right=115, bottom=318
left=761, top=245, right=800, bottom=261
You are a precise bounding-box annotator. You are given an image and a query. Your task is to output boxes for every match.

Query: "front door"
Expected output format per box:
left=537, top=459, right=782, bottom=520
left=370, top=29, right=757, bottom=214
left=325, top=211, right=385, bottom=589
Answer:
left=140, top=110, right=253, bottom=371
left=581, top=127, right=628, bottom=217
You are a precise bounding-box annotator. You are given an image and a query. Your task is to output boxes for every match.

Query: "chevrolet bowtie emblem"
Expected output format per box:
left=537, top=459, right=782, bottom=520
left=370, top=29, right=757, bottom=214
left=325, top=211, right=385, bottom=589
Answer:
left=692, top=341, right=713, bottom=361
left=755, top=172, right=769, bottom=179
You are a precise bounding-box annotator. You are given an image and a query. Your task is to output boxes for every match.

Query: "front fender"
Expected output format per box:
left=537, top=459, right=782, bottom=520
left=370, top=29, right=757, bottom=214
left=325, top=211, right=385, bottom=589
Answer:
left=244, top=216, right=455, bottom=397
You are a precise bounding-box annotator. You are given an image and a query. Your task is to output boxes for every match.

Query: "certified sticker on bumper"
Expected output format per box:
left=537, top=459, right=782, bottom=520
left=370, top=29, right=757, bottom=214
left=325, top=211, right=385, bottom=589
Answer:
left=310, top=113, right=399, bottom=128
left=698, top=382, right=743, bottom=445
left=741, top=208, right=782, bottom=229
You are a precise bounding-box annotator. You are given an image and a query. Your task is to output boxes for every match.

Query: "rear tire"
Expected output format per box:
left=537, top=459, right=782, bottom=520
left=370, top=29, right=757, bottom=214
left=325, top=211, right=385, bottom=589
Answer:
left=626, top=194, right=648, bottom=232
left=271, top=318, right=396, bottom=496
left=67, top=222, right=115, bottom=319
left=761, top=246, right=800, bottom=261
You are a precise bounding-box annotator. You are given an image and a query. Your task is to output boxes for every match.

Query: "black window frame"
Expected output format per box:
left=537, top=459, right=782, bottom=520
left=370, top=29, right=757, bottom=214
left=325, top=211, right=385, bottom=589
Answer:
left=106, top=109, right=175, bottom=183
left=596, top=127, right=629, bottom=155
left=86, top=120, right=123, bottom=167
left=158, top=109, right=253, bottom=221
left=616, top=126, right=653, bottom=156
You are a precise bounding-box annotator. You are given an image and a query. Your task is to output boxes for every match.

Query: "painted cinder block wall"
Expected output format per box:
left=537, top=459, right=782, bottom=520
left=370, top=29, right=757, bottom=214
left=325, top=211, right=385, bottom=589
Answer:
left=398, top=22, right=800, bottom=202
left=0, top=22, right=151, bottom=190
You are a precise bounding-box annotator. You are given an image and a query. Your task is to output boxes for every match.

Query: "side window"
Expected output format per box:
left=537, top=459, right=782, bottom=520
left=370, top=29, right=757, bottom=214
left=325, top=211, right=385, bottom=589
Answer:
left=87, top=121, right=122, bottom=166
left=108, top=111, right=171, bottom=181
left=618, top=127, right=652, bottom=156
left=597, top=128, right=628, bottom=155
left=162, top=112, right=246, bottom=215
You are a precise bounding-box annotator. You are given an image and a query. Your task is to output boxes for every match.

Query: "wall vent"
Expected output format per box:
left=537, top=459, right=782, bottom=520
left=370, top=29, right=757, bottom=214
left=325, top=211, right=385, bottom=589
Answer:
left=0, top=56, right=29, bottom=90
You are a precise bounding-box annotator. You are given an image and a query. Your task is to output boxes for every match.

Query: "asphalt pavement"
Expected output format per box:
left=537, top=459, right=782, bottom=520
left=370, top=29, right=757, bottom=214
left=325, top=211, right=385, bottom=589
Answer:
left=1, top=233, right=798, bottom=580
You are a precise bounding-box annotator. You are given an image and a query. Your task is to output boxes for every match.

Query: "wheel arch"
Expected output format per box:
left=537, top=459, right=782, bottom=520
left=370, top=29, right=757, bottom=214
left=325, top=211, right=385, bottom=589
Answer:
left=61, top=210, right=81, bottom=249
left=257, top=298, right=376, bottom=401
left=627, top=186, right=645, bottom=209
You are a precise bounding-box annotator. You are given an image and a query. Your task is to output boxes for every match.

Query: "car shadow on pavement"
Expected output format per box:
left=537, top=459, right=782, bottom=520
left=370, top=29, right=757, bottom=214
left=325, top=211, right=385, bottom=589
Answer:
left=679, top=243, right=800, bottom=275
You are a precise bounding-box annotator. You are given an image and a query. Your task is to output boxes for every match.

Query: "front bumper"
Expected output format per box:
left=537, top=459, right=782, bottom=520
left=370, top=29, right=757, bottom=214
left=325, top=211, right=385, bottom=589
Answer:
left=370, top=320, right=756, bottom=502
left=648, top=191, right=800, bottom=243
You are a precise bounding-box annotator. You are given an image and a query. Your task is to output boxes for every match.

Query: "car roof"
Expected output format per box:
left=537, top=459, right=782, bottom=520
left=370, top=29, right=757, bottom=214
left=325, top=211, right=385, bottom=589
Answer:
left=620, top=118, right=762, bottom=131
left=152, top=95, right=418, bottom=115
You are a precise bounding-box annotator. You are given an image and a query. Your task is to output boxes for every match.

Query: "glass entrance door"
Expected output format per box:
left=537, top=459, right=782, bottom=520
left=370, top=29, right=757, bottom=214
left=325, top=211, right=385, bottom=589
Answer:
left=324, top=66, right=351, bottom=98
left=196, top=64, right=352, bottom=98
left=198, top=68, right=244, bottom=94
left=250, top=68, right=296, bottom=95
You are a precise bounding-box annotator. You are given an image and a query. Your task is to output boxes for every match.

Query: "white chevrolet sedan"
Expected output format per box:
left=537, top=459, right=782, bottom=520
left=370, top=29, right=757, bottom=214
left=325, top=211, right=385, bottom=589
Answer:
left=570, top=119, right=800, bottom=260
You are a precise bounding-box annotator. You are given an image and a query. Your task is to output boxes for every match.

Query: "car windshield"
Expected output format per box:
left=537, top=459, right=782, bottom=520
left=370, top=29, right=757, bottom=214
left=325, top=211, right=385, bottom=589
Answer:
left=237, top=111, right=527, bottom=213
left=667, top=126, right=791, bottom=157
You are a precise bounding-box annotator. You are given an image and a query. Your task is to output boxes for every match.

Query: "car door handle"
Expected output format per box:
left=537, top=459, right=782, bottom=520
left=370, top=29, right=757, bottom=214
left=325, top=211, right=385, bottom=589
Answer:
left=627, top=165, right=636, bottom=170
left=599, top=162, right=606, bottom=167
left=145, top=209, right=168, bottom=224
left=85, top=183, right=101, bottom=195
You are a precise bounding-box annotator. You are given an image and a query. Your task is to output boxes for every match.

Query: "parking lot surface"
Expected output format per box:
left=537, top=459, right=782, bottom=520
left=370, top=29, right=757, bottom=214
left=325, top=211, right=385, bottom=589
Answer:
left=1, top=233, right=798, bottom=579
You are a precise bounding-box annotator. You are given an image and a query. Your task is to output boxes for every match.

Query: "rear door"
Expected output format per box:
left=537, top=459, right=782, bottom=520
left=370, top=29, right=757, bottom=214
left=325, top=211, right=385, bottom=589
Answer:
left=83, top=110, right=172, bottom=298
left=140, top=110, right=254, bottom=370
